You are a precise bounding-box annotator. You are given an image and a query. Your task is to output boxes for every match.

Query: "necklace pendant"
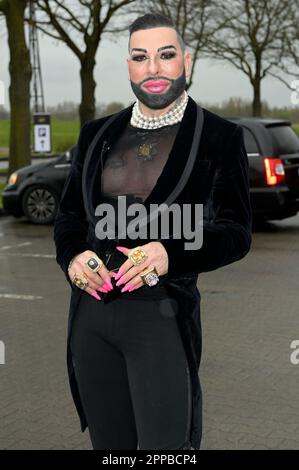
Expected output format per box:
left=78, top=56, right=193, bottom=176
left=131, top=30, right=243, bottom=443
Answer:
left=137, top=143, right=153, bottom=160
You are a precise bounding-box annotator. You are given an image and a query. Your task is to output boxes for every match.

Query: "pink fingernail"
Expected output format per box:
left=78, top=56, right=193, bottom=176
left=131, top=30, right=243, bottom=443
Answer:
left=114, top=270, right=124, bottom=280
left=116, top=277, right=125, bottom=287
left=104, top=281, right=113, bottom=290
left=91, top=291, right=101, bottom=301
left=116, top=246, right=126, bottom=250
left=100, top=282, right=111, bottom=291
left=121, top=284, right=131, bottom=293
left=97, top=286, right=109, bottom=293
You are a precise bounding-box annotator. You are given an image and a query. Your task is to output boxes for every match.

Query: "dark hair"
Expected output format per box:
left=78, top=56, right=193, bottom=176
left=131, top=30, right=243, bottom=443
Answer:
left=128, top=13, right=186, bottom=53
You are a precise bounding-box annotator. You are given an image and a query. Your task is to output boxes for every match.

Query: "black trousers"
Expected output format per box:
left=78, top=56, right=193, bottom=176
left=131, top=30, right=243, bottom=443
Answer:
left=70, top=290, right=193, bottom=450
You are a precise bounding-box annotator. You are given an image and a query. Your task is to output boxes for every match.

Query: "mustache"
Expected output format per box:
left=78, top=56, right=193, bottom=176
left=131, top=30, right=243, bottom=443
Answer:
left=140, top=77, right=173, bottom=86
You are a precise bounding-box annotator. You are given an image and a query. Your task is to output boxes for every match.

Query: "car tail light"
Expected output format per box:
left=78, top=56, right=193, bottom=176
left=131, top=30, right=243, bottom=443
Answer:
left=264, top=158, right=285, bottom=185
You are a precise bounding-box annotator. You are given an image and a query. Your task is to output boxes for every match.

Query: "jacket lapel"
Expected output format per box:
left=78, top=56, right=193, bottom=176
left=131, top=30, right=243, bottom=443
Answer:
left=141, top=96, right=198, bottom=209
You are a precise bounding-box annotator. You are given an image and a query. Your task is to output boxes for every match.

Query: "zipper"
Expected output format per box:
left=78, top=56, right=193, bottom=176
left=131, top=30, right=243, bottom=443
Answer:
left=105, top=252, right=113, bottom=266
left=105, top=235, right=120, bottom=269
left=104, top=243, right=114, bottom=267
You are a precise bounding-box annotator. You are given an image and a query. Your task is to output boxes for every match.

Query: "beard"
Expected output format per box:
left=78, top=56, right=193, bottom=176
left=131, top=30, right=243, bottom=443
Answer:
left=130, top=69, right=187, bottom=110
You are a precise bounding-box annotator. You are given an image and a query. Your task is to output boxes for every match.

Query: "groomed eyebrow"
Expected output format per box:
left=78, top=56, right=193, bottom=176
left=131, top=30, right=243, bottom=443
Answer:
left=131, top=45, right=177, bottom=54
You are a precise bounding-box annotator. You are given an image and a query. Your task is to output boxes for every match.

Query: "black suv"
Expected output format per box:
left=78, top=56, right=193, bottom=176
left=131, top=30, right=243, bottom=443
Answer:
left=230, top=118, right=299, bottom=221
left=2, top=118, right=299, bottom=224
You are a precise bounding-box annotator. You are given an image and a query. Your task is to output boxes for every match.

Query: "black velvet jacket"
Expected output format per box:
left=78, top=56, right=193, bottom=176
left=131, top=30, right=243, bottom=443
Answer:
left=53, top=95, right=252, bottom=450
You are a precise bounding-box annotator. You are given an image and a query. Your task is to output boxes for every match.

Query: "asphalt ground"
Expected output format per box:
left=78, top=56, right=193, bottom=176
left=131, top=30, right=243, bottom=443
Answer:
left=0, top=214, right=298, bottom=450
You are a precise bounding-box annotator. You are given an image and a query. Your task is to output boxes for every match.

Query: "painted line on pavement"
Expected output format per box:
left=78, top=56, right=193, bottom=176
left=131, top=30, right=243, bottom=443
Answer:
left=0, top=252, right=55, bottom=258
left=0, top=293, right=43, bottom=300
left=0, top=242, right=32, bottom=251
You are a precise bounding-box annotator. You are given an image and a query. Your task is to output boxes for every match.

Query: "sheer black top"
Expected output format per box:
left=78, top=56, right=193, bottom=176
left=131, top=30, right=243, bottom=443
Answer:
left=100, top=121, right=181, bottom=299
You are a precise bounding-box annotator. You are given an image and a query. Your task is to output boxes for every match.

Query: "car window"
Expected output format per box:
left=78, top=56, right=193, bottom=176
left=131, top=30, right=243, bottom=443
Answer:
left=242, top=127, right=260, bottom=154
left=266, top=125, right=299, bottom=155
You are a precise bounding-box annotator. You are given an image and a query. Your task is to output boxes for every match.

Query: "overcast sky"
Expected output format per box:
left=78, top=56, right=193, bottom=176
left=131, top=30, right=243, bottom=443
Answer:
left=0, top=26, right=296, bottom=111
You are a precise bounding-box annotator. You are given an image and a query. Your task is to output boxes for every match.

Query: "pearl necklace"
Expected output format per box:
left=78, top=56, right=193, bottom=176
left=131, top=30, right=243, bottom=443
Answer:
left=130, top=90, right=189, bottom=129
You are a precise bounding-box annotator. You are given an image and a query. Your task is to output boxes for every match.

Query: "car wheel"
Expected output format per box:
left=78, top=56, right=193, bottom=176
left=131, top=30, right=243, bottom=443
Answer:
left=22, top=186, right=58, bottom=224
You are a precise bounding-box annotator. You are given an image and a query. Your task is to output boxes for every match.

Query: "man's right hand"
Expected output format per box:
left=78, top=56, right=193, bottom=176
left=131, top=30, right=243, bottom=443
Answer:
left=68, top=250, right=114, bottom=300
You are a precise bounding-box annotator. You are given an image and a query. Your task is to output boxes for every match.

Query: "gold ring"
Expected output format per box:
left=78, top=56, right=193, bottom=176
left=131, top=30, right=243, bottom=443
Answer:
left=128, top=246, right=148, bottom=266
left=140, top=266, right=159, bottom=287
left=72, top=273, right=89, bottom=290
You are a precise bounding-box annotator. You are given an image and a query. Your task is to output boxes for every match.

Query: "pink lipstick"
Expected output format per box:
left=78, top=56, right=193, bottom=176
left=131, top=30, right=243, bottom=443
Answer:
left=143, top=80, right=170, bottom=93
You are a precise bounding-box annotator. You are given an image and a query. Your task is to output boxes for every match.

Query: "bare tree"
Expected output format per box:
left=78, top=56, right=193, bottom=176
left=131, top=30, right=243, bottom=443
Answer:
left=271, top=14, right=299, bottom=86
left=0, top=0, right=32, bottom=175
left=31, top=0, right=137, bottom=127
left=204, top=0, right=299, bottom=116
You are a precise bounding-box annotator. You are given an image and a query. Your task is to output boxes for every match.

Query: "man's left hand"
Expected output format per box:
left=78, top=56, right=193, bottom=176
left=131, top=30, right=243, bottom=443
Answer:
left=111, top=242, right=169, bottom=293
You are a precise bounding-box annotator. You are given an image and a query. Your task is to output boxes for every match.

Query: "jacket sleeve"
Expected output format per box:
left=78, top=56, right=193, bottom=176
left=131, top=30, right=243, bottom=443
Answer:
left=53, top=122, right=94, bottom=286
left=159, top=125, right=252, bottom=278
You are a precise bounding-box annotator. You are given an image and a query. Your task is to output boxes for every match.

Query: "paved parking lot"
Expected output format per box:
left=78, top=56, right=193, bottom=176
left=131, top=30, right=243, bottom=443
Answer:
left=0, top=214, right=299, bottom=449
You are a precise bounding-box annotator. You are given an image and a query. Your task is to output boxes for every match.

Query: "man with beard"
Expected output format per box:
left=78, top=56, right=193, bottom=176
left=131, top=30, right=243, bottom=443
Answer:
left=54, top=13, right=252, bottom=450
